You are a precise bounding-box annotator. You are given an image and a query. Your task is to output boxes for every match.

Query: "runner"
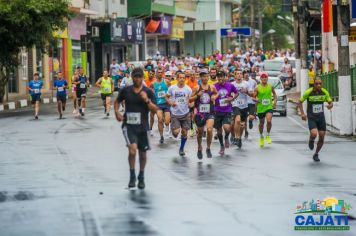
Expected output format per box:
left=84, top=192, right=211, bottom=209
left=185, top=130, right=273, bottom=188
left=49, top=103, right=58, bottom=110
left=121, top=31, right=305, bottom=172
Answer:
left=27, top=72, right=43, bottom=119
left=114, top=67, right=158, bottom=189
left=109, top=59, right=121, bottom=93
left=152, top=67, right=170, bottom=144
left=214, top=70, right=238, bottom=155
left=95, top=69, right=114, bottom=117
left=71, top=68, right=79, bottom=114
left=75, top=67, right=89, bottom=116
left=231, top=70, right=249, bottom=148
left=254, top=72, right=277, bottom=148
left=186, top=70, right=198, bottom=137
left=208, top=67, right=218, bottom=85
left=298, top=77, right=333, bottom=162
left=146, top=69, right=156, bottom=136
left=166, top=71, right=192, bottom=156
left=244, top=70, right=258, bottom=138
left=53, top=72, right=68, bottom=119
left=190, top=69, right=218, bottom=159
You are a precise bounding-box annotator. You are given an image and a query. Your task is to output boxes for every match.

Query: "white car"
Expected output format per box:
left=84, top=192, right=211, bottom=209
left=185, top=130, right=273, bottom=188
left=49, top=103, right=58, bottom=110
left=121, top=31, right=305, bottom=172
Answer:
left=268, top=76, right=287, bottom=116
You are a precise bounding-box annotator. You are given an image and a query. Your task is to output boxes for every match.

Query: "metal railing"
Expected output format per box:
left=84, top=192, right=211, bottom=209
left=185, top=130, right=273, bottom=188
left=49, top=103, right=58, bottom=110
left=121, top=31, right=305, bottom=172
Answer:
left=320, top=70, right=339, bottom=100
left=351, top=65, right=356, bottom=100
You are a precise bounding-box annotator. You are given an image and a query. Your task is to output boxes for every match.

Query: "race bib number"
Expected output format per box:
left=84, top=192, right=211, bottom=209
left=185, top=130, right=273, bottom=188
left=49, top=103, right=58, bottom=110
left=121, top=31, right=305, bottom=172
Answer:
left=235, top=99, right=245, bottom=106
left=33, top=89, right=40, bottom=94
left=104, top=87, right=110, bottom=93
left=157, top=91, right=166, bottom=98
left=57, top=87, right=64, bottom=92
left=176, top=97, right=186, bottom=104
left=220, top=98, right=228, bottom=107
left=80, top=83, right=86, bottom=89
left=126, top=112, right=141, bottom=125
left=312, top=104, right=323, bottom=113
left=199, top=104, right=210, bottom=113
left=262, top=99, right=270, bottom=106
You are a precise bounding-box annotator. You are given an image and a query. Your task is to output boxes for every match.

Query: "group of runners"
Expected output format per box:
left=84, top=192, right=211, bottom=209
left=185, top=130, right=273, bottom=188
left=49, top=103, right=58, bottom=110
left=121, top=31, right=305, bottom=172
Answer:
left=26, top=55, right=333, bottom=189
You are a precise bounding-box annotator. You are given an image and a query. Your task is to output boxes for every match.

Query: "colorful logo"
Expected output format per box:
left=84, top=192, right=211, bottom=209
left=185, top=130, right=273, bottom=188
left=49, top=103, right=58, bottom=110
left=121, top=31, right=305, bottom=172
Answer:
left=294, top=197, right=352, bottom=231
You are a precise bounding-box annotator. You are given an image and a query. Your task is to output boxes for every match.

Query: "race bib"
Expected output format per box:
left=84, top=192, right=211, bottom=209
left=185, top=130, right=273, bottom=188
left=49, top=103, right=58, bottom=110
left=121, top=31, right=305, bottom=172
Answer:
left=199, top=104, right=210, bottom=113
left=126, top=112, right=141, bottom=125
left=57, top=87, right=64, bottom=92
left=262, top=99, right=270, bottom=106
left=235, top=99, right=245, bottom=106
left=220, top=98, right=228, bottom=107
left=104, top=87, right=110, bottom=93
left=312, top=104, right=323, bottom=113
left=176, top=97, right=186, bottom=104
left=33, top=89, right=40, bottom=94
left=157, top=91, right=166, bottom=98
left=80, top=83, right=86, bottom=89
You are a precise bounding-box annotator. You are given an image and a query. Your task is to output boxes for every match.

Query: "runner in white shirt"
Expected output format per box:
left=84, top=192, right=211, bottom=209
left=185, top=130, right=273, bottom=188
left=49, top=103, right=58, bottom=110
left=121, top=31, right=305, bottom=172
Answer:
left=231, top=70, right=250, bottom=148
left=244, top=70, right=258, bottom=138
left=166, top=71, right=192, bottom=156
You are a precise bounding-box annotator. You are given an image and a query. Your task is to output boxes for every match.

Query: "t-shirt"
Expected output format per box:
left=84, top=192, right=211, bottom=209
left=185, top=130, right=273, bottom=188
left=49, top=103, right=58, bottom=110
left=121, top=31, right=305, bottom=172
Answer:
left=208, top=79, right=218, bottom=85
left=29, top=80, right=43, bottom=95
left=117, top=85, right=156, bottom=132
left=153, top=80, right=169, bottom=105
left=167, top=84, right=192, bottom=117
left=245, top=79, right=257, bottom=104
left=214, top=82, right=237, bottom=113
left=110, top=63, right=120, bottom=76
left=54, top=79, right=68, bottom=96
left=300, top=88, right=332, bottom=119
left=232, top=81, right=249, bottom=109
left=145, top=78, right=156, bottom=88
left=281, top=63, right=292, bottom=77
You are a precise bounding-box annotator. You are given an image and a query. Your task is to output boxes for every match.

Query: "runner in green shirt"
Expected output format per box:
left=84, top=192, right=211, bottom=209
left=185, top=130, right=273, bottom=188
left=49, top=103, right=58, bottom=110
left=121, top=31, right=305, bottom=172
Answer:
left=254, top=72, right=277, bottom=147
left=298, top=77, right=333, bottom=162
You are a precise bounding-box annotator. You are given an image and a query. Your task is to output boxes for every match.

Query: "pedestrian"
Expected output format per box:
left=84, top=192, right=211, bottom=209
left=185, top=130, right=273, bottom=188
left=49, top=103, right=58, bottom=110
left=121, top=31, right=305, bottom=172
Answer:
left=115, top=67, right=158, bottom=189
left=95, top=69, right=114, bottom=117
left=27, top=72, right=43, bottom=119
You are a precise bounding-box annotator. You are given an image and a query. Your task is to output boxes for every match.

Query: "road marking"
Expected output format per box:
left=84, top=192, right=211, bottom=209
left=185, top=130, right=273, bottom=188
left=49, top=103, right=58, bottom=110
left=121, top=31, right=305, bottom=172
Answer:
left=287, top=115, right=309, bottom=131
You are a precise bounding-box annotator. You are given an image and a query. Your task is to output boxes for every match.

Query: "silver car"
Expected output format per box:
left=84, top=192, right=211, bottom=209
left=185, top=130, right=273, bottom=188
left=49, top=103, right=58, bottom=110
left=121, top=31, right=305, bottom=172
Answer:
left=268, top=76, right=287, bottom=116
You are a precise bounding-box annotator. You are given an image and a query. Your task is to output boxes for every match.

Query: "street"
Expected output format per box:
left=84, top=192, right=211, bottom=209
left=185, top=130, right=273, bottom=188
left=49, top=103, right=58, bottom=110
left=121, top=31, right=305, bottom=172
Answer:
left=0, top=97, right=355, bottom=236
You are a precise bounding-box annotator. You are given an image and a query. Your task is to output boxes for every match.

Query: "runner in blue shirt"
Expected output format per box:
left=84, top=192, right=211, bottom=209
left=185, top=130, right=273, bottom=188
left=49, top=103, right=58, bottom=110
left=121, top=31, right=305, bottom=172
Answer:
left=53, top=72, right=68, bottom=119
left=27, top=72, right=43, bottom=119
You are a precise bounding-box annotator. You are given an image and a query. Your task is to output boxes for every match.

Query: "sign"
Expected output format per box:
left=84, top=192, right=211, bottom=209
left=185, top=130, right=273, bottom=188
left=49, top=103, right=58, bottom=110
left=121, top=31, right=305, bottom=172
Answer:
left=145, top=16, right=172, bottom=35
left=111, top=18, right=127, bottom=43
left=341, top=35, right=349, bottom=46
left=349, top=26, right=356, bottom=42
left=170, top=16, right=184, bottom=39
left=160, top=16, right=172, bottom=35
left=220, top=27, right=251, bottom=37
left=130, top=19, right=144, bottom=43
left=352, top=0, right=356, bottom=19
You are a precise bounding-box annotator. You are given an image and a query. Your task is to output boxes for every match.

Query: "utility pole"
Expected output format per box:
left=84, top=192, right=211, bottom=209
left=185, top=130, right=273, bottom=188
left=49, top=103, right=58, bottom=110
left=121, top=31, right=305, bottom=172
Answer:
left=250, top=0, right=255, bottom=49
left=336, top=2, right=352, bottom=135
left=293, top=0, right=301, bottom=92
left=299, top=0, right=308, bottom=94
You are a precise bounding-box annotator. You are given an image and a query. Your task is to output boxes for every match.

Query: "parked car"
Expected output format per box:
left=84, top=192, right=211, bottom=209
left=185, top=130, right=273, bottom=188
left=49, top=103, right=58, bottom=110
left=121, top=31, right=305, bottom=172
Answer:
left=259, top=57, right=296, bottom=88
left=268, top=76, right=287, bottom=116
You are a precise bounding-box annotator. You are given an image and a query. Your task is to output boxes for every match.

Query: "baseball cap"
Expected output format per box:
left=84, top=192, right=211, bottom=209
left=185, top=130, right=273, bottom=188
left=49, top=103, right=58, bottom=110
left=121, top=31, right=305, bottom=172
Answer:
left=217, top=70, right=226, bottom=77
left=131, top=68, right=144, bottom=78
left=165, top=71, right=172, bottom=76
left=199, top=69, right=209, bottom=76
left=260, top=71, right=269, bottom=78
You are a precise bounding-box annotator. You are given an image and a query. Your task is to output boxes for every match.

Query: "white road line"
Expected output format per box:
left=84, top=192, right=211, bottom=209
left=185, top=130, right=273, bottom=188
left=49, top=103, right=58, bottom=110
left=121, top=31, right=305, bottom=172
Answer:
left=287, top=115, right=309, bottom=131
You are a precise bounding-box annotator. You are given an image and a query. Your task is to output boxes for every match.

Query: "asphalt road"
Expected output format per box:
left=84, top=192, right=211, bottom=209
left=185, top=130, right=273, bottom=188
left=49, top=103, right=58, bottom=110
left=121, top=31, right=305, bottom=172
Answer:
left=0, top=95, right=355, bottom=236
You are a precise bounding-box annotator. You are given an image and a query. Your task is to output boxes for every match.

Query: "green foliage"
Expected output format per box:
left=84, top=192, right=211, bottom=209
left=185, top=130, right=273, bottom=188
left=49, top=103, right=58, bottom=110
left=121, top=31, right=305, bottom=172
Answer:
left=0, top=0, right=71, bottom=102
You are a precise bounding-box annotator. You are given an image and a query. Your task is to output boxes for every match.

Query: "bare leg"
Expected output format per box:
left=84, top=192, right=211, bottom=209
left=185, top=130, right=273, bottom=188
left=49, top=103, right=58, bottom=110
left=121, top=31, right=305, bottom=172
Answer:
left=206, top=119, right=214, bottom=149
left=315, top=131, right=326, bottom=155
left=266, top=112, right=273, bottom=133
left=157, top=110, right=164, bottom=137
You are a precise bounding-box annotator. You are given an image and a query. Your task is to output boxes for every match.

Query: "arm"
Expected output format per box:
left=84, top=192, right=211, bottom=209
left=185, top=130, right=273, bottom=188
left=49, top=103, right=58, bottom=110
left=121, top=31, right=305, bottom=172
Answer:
left=140, top=90, right=159, bottom=113
left=272, top=87, right=277, bottom=108
left=211, top=86, right=218, bottom=104
left=189, top=86, right=200, bottom=103
left=111, top=79, right=114, bottom=93
left=95, top=78, right=102, bottom=88
left=165, top=90, right=177, bottom=107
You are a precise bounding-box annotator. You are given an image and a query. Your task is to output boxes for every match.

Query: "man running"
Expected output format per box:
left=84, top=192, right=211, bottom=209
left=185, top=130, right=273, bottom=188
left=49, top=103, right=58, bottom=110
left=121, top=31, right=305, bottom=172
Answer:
left=146, top=70, right=156, bottom=135
left=109, top=58, right=121, bottom=92
left=231, top=70, right=249, bottom=148
left=75, top=67, right=89, bottom=116
left=152, top=67, right=170, bottom=144
left=244, top=70, right=257, bottom=138
left=186, top=70, right=198, bottom=137
left=254, top=72, right=277, bottom=148
left=298, top=77, right=333, bottom=162
left=214, top=70, right=238, bottom=155
left=166, top=71, right=192, bottom=156
left=71, top=68, right=79, bottom=114
left=190, top=69, right=218, bottom=159
left=27, top=72, right=43, bottom=119
left=96, top=69, right=114, bottom=117
left=53, top=72, right=68, bottom=119
left=115, top=67, right=158, bottom=189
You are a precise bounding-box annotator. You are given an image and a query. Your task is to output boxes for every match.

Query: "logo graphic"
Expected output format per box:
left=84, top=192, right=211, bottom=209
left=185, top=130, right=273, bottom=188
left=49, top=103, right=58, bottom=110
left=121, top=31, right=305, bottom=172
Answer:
left=200, top=93, right=211, bottom=103
left=218, top=89, right=228, bottom=98
left=294, top=197, right=352, bottom=231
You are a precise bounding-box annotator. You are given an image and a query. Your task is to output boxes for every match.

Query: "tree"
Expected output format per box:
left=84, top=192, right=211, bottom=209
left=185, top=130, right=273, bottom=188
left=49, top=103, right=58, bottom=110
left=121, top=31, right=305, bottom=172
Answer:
left=0, top=0, right=71, bottom=103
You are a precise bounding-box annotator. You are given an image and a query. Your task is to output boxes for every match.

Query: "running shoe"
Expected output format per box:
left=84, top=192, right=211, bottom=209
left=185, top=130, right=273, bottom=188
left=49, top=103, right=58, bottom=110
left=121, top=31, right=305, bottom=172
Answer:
left=259, top=136, right=264, bottom=148
left=230, top=135, right=234, bottom=144
left=206, top=148, right=212, bottom=158
left=164, top=125, right=170, bottom=136
left=35, top=115, right=38, bottom=120
left=59, top=113, right=63, bottom=119
left=219, top=146, right=225, bottom=155
left=308, top=139, right=314, bottom=150
left=137, top=177, right=145, bottom=189
left=81, top=111, right=85, bottom=117
left=266, top=135, right=272, bottom=144
left=179, top=149, right=185, bottom=156
left=249, top=120, right=253, bottom=129
left=214, top=134, right=218, bottom=140
left=106, top=113, right=110, bottom=117
left=244, top=130, right=249, bottom=139
left=128, top=176, right=136, bottom=188
left=313, top=153, right=320, bottom=162
left=197, top=150, right=203, bottom=160
left=62, top=106, right=65, bottom=111
left=159, top=136, right=164, bottom=144
left=149, top=130, right=154, bottom=137
left=224, top=138, right=230, bottom=148
left=237, top=138, right=242, bottom=149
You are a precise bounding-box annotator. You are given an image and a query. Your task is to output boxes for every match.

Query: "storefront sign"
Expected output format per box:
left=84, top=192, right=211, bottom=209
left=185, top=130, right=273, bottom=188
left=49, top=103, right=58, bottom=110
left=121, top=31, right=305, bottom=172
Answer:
left=160, top=16, right=172, bottom=35
left=170, top=16, right=184, bottom=39
left=146, top=16, right=172, bottom=35
left=111, top=18, right=144, bottom=43
left=111, top=18, right=127, bottom=43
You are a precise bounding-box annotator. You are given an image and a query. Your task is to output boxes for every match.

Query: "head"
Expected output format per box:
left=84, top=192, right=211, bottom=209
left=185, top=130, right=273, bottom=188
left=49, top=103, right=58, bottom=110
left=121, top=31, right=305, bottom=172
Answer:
left=131, top=68, right=144, bottom=88
left=148, top=70, right=155, bottom=79
left=260, top=72, right=269, bottom=84
left=200, top=71, right=209, bottom=84
left=57, top=72, right=63, bottom=79
left=210, top=68, right=217, bottom=79
left=112, top=59, right=116, bottom=64
left=103, top=69, right=109, bottom=77
left=284, top=58, right=289, bottom=64
left=309, top=64, right=313, bottom=71
left=217, top=70, right=226, bottom=84
left=313, top=77, right=322, bottom=91
left=176, top=71, right=186, bottom=86
left=34, top=72, right=39, bottom=80
left=234, top=70, right=243, bottom=81
left=79, top=67, right=84, bottom=74
left=156, top=67, right=164, bottom=80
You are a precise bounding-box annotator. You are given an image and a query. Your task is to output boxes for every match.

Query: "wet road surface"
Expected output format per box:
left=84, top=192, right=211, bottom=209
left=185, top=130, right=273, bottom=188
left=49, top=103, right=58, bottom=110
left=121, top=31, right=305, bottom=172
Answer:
left=0, top=97, right=355, bottom=236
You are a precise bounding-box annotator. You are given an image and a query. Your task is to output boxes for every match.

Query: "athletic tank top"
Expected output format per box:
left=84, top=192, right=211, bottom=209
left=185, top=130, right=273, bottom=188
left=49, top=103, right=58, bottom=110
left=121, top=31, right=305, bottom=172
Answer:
left=153, top=80, right=168, bottom=105
left=100, top=77, right=112, bottom=94
left=196, top=85, right=213, bottom=116
left=257, top=83, right=273, bottom=113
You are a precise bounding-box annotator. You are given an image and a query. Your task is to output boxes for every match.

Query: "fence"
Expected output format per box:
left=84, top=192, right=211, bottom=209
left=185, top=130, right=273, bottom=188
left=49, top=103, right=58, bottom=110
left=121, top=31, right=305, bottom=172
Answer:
left=351, top=65, right=356, bottom=100
left=320, top=70, right=339, bottom=100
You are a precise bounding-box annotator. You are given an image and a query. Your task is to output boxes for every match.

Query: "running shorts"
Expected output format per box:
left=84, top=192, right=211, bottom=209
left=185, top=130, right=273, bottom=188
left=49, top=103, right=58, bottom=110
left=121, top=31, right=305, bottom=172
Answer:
left=213, top=112, right=232, bottom=129
left=308, top=117, right=326, bottom=131
left=195, top=114, right=214, bottom=128
left=171, top=113, right=191, bottom=131
left=257, top=109, right=273, bottom=119
left=122, top=126, right=150, bottom=152
left=233, top=107, right=248, bottom=122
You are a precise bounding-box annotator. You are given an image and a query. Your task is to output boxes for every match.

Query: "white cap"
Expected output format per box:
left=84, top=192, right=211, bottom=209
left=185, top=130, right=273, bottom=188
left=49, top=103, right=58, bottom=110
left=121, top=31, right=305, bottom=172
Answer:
left=165, top=71, right=172, bottom=76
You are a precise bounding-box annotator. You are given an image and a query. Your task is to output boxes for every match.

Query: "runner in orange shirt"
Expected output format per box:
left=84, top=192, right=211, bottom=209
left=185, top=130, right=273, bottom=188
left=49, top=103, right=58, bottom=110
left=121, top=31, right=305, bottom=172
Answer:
left=186, top=70, right=198, bottom=137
